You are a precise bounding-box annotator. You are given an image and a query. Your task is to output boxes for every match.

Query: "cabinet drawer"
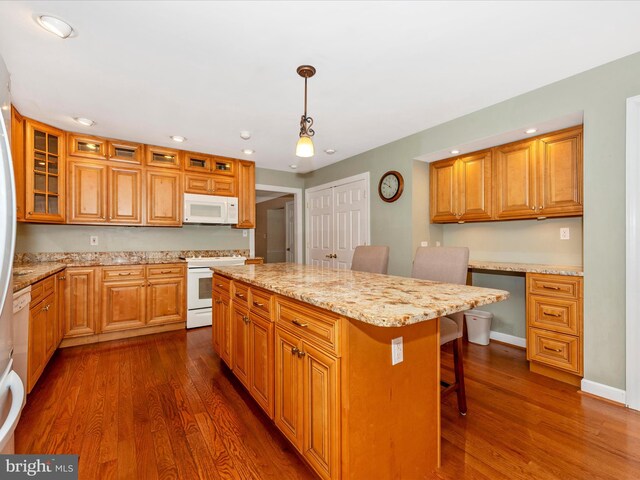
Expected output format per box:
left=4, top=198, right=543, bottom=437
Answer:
left=31, top=275, right=56, bottom=306
left=146, top=264, right=185, bottom=277
left=233, top=282, right=250, bottom=307
left=528, top=295, right=579, bottom=335
left=213, top=274, right=231, bottom=295
left=528, top=328, right=581, bottom=374
left=250, top=287, right=272, bottom=319
left=102, top=265, right=145, bottom=281
left=527, top=274, right=581, bottom=299
left=275, top=297, right=339, bottom=355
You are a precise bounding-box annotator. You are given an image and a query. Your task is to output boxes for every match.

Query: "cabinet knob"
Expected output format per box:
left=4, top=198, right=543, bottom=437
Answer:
left=59, top=276, right=66, bottom=281
left=291, top=346, right=299, bottom=355
left=297, top=350, right=306, bottom=358
left=242, top=315, right=250, bottom=324
left=215, top=300, right=222, bottom=304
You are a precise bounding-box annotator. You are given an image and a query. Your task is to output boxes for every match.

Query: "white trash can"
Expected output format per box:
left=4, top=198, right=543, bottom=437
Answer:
left=464, top=310, right=493, bottom=345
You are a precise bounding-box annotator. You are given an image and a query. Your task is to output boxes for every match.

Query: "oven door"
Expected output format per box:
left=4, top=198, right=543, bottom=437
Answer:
left=187, top=267, right=213, bottom=310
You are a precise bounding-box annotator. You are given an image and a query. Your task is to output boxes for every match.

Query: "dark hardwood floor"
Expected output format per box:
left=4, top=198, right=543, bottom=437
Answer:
left=16, top=328, right=640, bottom=479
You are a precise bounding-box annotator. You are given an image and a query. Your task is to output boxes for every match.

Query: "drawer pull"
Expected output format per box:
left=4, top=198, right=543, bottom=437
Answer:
left=543, top=345, right=563, bottom=353
left=160, top=270, right=173, bottom=274
left=542, top=311, right=562, bottom=318
left=253, top=301, right=264, bottom=307
left=59, top=276, right=66, bottom=280
left=41, top=304, right=51, bottom=312
left=292, top=319, right=308, bottom=328
left=542, top=285, right=561, bottom=290
left=216, top=283, right=224, bottom=288
left=118, top=272, right=132, bottom=276
left=235, top=293, right=245, bottom=299
left=215, top=300, right=222, bottom=304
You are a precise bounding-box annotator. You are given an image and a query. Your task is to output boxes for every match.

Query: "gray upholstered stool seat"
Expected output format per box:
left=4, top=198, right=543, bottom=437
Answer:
left=351, top=245, right=390, bottom=274
left=439, top=317, right=460, bottom=345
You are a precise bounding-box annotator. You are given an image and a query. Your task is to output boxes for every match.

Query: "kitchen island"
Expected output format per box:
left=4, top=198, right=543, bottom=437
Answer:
left=211, top=263, right=509, bottom=479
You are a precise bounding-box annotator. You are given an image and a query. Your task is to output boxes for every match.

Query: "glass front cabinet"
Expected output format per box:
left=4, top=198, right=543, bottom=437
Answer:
left=25, top=120, right=66, bottom=223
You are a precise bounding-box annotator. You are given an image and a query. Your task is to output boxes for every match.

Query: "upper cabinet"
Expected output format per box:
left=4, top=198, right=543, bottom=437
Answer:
left=431, top=126, right=583, bottom=224
left=24, top=119, right=66, bottom=223
left=11, top=107, right=25, bottom=221
left=68, top=134, right=107, bottom=160
left=145, top=145, right=181, bottom=169
left=236, top=160, right=256, bottom=228
left=107, top=139, right=144, bottom=164
left=146, top=169, right=182, bottom=226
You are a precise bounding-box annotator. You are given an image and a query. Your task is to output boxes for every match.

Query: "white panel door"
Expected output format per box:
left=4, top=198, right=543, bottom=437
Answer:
left=307, top=188, right=333, bottom=267
left=333, top=179, right=369, bottom=269
left=285, top=201, right=295, bottom=263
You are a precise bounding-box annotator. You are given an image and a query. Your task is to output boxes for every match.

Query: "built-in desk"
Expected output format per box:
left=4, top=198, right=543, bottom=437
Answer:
left=469, top=260, right=583, bottom=277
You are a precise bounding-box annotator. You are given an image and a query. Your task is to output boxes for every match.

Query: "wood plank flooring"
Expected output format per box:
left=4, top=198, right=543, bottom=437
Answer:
left=16, top=328, right=640, bottom=479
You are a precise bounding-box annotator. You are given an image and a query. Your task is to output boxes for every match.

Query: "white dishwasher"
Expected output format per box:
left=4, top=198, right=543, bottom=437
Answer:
left=12, top=286, right=31, bottom=392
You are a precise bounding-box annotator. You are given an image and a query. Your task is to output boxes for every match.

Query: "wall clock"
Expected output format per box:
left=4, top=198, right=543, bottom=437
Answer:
left=378, top=170, right=404, bottom=203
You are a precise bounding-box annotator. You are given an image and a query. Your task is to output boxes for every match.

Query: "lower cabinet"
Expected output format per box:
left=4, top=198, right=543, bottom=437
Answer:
left=66, top=267, right=99, bottom=337
left=232, top=305, right=251, bottom=388
left=248, top=313, right=274, bottom=417
left=213, top=290, right=232, bottom=367
left=147, top=275, right=185, bottom=325
left=101, top=278, right=147, bottom=332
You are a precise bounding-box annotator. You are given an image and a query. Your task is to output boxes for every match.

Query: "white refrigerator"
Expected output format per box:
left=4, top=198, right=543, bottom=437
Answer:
left=0, top=53, right=25, bottom=453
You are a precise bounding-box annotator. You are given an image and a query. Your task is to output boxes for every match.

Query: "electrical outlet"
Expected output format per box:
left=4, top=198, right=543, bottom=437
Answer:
left=560, top=228, right=570, bottom=240
left=436, top=241, right=441, bottom=247
left=391, top=337, right=404, bottom=365
left=420, top=241, right=429, bottom=247
left=243, top=229, right=248, bottom=237
left=90, top=236, right=99, bottom=246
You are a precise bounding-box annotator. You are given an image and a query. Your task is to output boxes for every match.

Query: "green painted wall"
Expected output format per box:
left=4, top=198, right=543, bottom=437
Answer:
left=256, top=167, right=305, bottom=188
left=302, top=51, right=640, bottom=390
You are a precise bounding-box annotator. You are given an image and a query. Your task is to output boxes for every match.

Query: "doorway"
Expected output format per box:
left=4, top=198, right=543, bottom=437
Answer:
left=251, top=184, right=303, bottom=263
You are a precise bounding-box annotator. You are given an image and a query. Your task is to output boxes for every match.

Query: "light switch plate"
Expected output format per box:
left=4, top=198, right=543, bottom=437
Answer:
left=560, top=228, right=570, bottom=240
left=243, top=229, right=248, bottom=237
left=391, top=337, right=404, bottom=365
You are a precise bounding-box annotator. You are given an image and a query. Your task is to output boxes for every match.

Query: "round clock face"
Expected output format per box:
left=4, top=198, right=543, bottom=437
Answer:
left=378, top=171, right=404, bottom=202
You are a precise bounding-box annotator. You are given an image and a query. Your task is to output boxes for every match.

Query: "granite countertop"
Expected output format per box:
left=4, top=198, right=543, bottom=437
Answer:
left=13, top=263, right=66, bottom=292
left=468, top=260, right=583, bottom=276
left=212, top=263, right=509, bottom=328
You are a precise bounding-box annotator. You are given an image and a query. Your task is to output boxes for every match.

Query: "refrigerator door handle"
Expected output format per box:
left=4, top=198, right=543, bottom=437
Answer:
left=0, top=371, right=25, bottom=451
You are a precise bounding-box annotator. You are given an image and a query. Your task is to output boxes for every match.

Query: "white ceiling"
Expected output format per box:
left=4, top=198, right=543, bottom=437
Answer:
left=1, top=1, right=640, bottom=173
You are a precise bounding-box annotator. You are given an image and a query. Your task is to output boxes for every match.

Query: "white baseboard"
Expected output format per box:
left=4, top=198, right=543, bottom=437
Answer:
left=581, top=379, right=627, bottom=405
left=489, top=331, right=526, bottom=348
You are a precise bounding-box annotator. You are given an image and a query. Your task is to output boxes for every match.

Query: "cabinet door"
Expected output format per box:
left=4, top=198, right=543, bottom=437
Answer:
left=44, top=293, right=58, bottom=360
left=429, top=159, right=458, bottom=222
left=219, top=295, right=232, bottom=367
left=24, top=120, right=65, bottom=223
left=249, top=313, right=274, bottom=418
left=11, top=107, right=25, bottom=221
left=146, top=146, right=181, bottom=169
left=109, top=166, right=142, bottom=224
left=28, top=301, right=47, bottom=393
left=108, top=140, right=143, bottom=165
left=101, top=280, right=146, bottom=332
left=68, top=134, right=107, bottom=160
left=184, top=173, right=212, bottom=195
left=302, top=342, right=339, bottom=480
left=212, top=291, right=225, bottom=355
left=57, top=271, right=66, bottom=346
left=65, top=268, right=99, bottom=337
left=211, top=175, right=236, bottom=197
left=493, top=139, right=538, bottom=219
left=184, top=152, right=214, bottom=173
left=146, top=169, right=182, bottom=226
left=68, top=161, right=108, bottom=223
left=232, top=305, right=251, bottom=388
left=212, top=157, right=236, bottom=176
left=236, top=160, right=255, bottom=228
left=458, top=151, right=492, bottom=222
left=274, top=327, right=303, bottom=451
left=147, top=276, right=185, bottom=325
left=537, top=127, right=583, bottom=216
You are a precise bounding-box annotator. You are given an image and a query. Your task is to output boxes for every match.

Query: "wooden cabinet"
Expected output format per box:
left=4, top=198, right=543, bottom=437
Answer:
left=56, top=271, right=66, bottom=346
left=107, top=139, right=143, bottom=164
left=146, top=169, right=182, bottom=226
left=68, top=161, right=142, bottom=225
left=65, top=267, right=100, bottom=337
left=68, top=134, right=107, bottom=160
left=213, top=290, right=232, bottom=367
left=24, top=119, right=65, bottom=223
left=430, top=151, right=492, bottom=223
left=232, top=304, right=252, bottom=388
left=146, top=265, right=185, bottom=326
left=236, top=160, right=255, bottom=228
left=11, top=107, right=25, bottom=221
left=27, top=275, right=58, bottom=393
left=275, top=326, right=304, bottom=450
left=249, top=312, right=274, bottom=417
left=526, top=273, right=583, bottom=385
left=101, top=273, right=147, bottom=333
left=145, top=145, right=181, bottom=169
left=431, top=126, right=583, bottom=223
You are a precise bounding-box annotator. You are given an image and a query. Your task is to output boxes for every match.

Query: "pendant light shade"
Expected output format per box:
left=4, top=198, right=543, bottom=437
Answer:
left=296, top=65, right=316, bottom=158
left=296, top=135, right=314, bottom=158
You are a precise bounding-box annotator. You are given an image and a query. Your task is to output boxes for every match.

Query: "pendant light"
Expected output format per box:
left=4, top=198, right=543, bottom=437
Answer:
left=296, top=65, right=316, bottom=158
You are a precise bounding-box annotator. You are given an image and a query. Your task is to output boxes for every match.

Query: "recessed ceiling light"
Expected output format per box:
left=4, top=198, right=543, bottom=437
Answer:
left=1, top=104, right=9, bottom=111
left=36, top=15, right=74, bottom=39
left=525, top=128, right=538, bottom=134
left=74, top=117, right=95, bottom=127
left=324, top=148, right=336, bottom=155
left=170, top=135, right=186, bottom=143
left=450, top=150, right=460, bottom=154
left=289, top=164, right=298, bottom=169
left=240, top=131, right=251, bottom=140
left=241, top=149, right=254, bottom=155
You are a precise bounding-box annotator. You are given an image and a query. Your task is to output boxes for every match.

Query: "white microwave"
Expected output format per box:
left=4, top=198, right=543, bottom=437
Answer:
left=184, top=193, right=239, bottom=224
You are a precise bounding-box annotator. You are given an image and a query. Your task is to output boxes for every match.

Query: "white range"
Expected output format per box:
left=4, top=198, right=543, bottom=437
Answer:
left=186, top=256, right=246, bottom=328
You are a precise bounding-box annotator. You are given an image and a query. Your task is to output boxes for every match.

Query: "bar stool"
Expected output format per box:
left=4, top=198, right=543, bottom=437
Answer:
left=411, top=246, right=469, bottom=415
left=351, top=246, right=390, bottom=274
